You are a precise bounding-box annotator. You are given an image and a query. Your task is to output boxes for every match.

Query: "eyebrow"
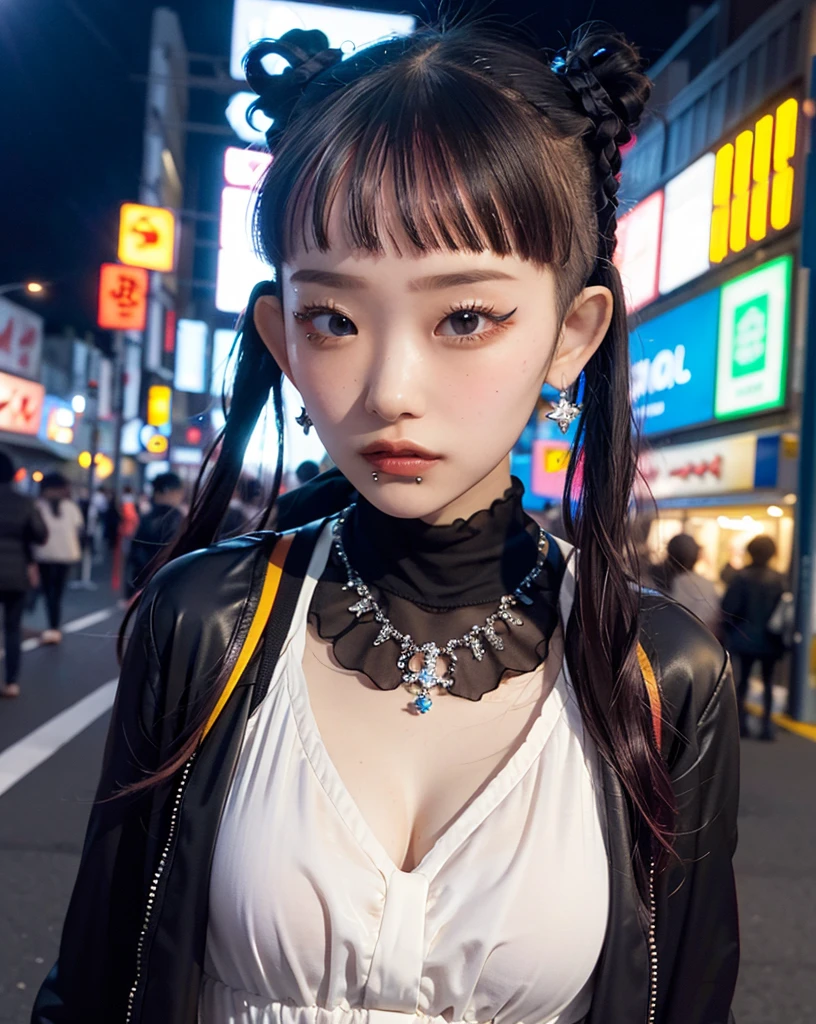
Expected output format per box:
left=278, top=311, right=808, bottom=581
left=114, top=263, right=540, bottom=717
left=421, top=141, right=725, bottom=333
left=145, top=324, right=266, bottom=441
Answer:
left=288, top=268, right=518, bottom=290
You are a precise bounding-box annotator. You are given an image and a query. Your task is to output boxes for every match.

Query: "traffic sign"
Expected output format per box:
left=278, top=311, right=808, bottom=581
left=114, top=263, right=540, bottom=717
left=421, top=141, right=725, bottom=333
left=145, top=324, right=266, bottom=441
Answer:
left=97, top=264, right=148, bottom=330
left=118, top=203, right=176, bottom=272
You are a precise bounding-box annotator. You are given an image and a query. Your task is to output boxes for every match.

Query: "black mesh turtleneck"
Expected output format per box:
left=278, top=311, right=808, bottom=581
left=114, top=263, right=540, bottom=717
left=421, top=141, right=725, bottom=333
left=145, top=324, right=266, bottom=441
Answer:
left=309, top=478, right=565, bottom=701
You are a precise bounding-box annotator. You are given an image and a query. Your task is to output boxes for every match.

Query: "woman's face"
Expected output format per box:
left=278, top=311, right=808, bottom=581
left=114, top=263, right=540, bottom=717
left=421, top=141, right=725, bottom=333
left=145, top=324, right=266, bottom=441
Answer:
left=256, top=233, right=611, bottom=524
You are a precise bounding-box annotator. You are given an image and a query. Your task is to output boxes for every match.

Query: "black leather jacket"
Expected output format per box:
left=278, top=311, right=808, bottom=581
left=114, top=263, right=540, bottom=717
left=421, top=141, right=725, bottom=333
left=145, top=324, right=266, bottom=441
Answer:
left=0, top=482, right=48, bottom=592
left=32, top=519, right=739, bottom=1024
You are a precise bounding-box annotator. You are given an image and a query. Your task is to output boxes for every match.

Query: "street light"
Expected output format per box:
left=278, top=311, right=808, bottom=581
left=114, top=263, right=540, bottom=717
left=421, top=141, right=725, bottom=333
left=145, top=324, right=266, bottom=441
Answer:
left=0, top=280, right=47, bottom=297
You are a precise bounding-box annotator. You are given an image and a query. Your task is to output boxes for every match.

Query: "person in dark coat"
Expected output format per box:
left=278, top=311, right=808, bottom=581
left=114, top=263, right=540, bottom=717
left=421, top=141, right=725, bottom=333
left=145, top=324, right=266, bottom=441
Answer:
left=125, top=472, right=185, bottom=598
left=721, top=534, right=785, bottom=740
left=0, top=450, right=48, bottom=697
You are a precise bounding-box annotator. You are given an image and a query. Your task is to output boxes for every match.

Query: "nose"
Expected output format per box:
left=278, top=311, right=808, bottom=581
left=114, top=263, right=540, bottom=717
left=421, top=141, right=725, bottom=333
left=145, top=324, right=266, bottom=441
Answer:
left=363, top=332, right=427, bottom=423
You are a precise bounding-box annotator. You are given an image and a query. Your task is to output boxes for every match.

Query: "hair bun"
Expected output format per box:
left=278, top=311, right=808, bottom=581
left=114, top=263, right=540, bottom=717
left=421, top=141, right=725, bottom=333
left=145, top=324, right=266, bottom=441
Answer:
left=244, top=29, right=344, bottom=144
left=551, top=26, right=651, bottom=256
left=552, top=26, right=651, bottom=151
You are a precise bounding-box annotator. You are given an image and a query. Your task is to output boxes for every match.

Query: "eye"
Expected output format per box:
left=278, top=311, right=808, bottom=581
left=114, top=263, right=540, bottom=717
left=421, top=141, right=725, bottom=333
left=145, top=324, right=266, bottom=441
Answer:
left=435, top=304, right=517, bottom=339
left=293, top=306, right=358, bottom=338
left=311, top=312, right=357, bottom=337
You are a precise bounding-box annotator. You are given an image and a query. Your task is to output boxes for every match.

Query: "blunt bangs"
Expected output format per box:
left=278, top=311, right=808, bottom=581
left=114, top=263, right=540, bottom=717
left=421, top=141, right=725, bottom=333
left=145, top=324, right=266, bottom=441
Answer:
left=253, top=34, right=597, bottom=297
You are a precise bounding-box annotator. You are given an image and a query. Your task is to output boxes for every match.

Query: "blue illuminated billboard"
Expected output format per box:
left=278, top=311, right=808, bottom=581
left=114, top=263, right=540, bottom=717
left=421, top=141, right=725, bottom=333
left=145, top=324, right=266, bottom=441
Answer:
left=630, top=287, right=721, bottom=436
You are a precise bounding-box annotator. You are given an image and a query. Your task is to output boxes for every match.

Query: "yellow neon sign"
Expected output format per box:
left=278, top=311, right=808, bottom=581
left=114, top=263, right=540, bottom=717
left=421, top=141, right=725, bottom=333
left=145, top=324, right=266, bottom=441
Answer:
left=710, top=97, right=798, bottom=263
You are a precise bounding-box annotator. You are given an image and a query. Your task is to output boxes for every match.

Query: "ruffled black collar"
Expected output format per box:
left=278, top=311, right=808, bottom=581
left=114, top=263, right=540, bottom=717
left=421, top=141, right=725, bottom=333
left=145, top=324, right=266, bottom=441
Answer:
left=338, top=477, right=541, bottom=609
left=308, top=478, right=565, bottom=702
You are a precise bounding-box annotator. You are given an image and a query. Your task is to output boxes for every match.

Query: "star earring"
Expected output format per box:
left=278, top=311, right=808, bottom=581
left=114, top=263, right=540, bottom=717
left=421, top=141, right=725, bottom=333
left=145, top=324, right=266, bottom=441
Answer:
left=546, top=388, right=582, bottom=434
left=295, top=406, right=313, bottom=435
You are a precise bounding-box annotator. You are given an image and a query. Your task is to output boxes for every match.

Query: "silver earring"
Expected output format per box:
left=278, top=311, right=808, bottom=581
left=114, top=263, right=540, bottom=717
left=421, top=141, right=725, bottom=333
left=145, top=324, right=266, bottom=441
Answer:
left=546, top=388, right=582, bottom=434
left=295, top=406, right=313, bottom=435
left=371, top=471, right=379, bottom=482
left=415, top=476, right=422, bottom=484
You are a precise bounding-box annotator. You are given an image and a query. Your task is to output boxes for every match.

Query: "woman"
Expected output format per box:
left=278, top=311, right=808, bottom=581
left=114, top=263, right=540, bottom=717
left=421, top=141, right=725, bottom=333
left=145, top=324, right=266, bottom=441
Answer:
left=722, top=534, right=785, bottom=740
left=33, top=24, right=739, bottom=1024
left=32, top=473, right=84, bottom=645
left=657, top=533, right=721, bottom=634
left=0, top=450, right=48, bottom=697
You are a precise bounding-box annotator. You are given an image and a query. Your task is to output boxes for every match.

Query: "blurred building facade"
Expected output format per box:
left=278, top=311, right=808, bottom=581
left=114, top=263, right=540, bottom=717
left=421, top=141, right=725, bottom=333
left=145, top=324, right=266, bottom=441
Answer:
left=0, top=297, right=120, bottom=492
left=520, top=1, right=804, bottom=564
left=613, top=0, right=814, bottom=716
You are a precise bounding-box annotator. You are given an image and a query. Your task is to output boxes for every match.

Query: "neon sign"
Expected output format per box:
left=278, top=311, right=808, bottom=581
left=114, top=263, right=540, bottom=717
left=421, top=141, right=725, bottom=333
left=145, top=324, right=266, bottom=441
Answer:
left=710, top=97, right=798, bottom=263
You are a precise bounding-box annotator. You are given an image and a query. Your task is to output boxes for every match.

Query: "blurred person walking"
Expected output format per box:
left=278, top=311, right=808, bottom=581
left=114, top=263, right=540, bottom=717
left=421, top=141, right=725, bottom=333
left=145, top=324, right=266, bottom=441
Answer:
left=119, top=485, right=140, bottom=542
left=295, top=459, right=320, bottom=485
left=125, top=472, right=185, bottom=598
left=722, top=535, right=785, bottom=740
left=0, top=451, right=48, bottom=697
left=658, top=534, right=721, bottom=634
left=32, top=472, right=84, bottom=645
left=219, top=477, right=264, bottom=538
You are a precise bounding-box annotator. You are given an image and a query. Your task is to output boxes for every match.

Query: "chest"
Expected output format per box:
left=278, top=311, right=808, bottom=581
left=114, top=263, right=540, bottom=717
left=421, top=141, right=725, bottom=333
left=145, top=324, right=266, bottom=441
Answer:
left=300, top=625, right=561, bottom=872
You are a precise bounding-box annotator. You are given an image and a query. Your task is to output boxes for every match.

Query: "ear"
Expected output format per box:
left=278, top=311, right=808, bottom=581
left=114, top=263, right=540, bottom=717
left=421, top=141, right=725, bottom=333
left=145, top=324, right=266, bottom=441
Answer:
left=545, top=286, right=614, bottom=390
left=254, top=294, right=294, bottom=383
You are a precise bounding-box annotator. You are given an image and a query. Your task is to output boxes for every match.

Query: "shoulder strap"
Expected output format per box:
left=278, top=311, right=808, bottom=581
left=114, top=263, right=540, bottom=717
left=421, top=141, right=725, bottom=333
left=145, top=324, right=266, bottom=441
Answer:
left=200, top=519, right=327, bottom=741
left=637, top=644, right=663, bottom=754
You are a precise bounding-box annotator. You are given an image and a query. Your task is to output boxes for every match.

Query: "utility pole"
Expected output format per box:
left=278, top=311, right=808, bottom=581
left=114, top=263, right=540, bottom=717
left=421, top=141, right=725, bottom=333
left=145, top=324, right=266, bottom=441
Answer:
left=790, top=57, right=816, bottom=723
left=110, top=331, right=126, bottom=504
left=71, top=379, right=99, bottom=591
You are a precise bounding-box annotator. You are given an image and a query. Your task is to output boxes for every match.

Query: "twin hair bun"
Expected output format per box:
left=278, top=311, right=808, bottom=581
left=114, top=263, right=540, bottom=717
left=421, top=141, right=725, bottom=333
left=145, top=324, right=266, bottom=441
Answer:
left=244, top=25, right=649, bottom=153
left=244, top=25, right=651, bottom=256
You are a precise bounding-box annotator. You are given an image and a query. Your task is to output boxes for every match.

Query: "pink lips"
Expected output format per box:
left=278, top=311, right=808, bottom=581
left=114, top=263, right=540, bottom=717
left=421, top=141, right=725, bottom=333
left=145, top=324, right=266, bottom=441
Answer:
left=359, top=440, right=442, bottom=478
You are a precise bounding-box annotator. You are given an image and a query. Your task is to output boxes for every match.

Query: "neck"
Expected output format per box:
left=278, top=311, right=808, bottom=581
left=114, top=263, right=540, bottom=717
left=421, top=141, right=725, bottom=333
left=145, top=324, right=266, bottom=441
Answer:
left=342, top=471, right=539, bottom=607
left=419, top=456, right=513, bottom=526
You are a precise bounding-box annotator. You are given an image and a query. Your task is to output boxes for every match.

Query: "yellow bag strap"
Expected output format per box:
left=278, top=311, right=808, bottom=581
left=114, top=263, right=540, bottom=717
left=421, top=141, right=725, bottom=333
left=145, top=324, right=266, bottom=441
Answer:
left=202, top=534, right=295, bottom=742
left=637, top=642, right=663, bottom=754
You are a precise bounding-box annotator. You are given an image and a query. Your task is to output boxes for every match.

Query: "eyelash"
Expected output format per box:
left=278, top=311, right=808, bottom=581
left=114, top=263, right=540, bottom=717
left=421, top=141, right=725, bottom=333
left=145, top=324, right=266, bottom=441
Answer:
left=291, top=299, right=518, bottom=344
left=292, top=300, right=348, bottom=342
left=442, top=301, right=517, bottom=343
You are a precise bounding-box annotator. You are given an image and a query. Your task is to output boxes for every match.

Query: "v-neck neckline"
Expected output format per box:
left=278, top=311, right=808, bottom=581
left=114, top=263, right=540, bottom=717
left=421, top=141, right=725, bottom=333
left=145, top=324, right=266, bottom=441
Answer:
left=283, top=520, right=571, bottom=881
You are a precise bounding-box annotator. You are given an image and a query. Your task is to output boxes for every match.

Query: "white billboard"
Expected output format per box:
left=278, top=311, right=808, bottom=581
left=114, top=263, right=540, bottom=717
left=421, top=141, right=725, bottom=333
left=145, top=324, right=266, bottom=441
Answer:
left=659, top=153, right=716, bottom=296
left=230, top=0, right=415, bottom=80
left=216, top=149, right=275, bottom=313
left=0, top=297, right=43, bottom=380
left=174, top=319, right=209, bottom=393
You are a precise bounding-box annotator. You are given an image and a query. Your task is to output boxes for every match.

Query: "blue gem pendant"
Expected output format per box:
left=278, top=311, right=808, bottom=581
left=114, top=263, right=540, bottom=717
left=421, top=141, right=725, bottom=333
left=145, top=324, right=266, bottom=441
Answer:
left=414, top=690, right=433, bottom=714
left=400, top=642, right=454, bottom=715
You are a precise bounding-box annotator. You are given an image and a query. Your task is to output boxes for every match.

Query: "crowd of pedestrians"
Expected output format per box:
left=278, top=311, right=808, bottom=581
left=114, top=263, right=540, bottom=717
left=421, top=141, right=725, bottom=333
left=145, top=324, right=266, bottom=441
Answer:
left=650, top=530, right=792, bottom=740
left=2, top=442, right=795, bottom=737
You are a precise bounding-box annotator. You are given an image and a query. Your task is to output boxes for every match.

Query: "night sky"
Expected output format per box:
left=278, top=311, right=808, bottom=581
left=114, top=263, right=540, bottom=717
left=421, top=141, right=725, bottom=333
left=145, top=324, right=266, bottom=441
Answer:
left=0, top=0, right=694, bottom=337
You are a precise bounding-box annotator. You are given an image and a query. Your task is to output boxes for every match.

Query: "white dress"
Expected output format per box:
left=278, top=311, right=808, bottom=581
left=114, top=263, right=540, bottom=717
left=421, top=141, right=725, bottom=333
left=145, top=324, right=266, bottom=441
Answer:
left=200, top=526, right=609, bottom=1024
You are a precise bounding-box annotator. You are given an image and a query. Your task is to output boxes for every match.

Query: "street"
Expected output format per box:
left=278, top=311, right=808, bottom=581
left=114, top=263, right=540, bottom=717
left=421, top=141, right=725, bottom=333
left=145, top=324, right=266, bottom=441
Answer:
left=0, top=568, right=814, bottom=1023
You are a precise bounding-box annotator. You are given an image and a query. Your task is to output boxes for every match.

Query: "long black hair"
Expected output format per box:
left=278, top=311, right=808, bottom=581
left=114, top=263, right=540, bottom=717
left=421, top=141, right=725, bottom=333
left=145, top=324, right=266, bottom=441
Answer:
left=123, top=20, right=675, bottom=897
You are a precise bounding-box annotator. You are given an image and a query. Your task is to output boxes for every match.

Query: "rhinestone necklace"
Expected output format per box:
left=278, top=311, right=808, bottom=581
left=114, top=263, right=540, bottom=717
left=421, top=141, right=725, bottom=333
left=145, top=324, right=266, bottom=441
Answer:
left=331, top=507, right=550, bottom=714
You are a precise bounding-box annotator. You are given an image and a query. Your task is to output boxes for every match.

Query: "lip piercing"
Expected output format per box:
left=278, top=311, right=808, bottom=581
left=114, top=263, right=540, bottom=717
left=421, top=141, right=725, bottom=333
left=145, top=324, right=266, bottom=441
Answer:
left=371, top=472, right=421, bottom=483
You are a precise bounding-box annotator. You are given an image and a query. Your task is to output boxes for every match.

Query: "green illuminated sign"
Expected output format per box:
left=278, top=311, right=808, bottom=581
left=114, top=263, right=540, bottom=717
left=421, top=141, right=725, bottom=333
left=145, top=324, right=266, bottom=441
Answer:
left=714, top=254, right=792, bottom=420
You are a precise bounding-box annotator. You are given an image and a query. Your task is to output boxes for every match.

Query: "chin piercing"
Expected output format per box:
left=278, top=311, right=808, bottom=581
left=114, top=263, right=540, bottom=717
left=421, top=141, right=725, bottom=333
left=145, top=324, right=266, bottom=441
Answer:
left=415, top=476, right=423, bottom=484
left=371, top=471, right=379, bottom=482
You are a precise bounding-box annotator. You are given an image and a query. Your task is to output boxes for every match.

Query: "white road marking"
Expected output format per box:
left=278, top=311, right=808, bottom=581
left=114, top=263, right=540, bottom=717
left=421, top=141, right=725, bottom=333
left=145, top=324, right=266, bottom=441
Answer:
left=0, top=606, right=117, bottom=661
left=0, top=680, right=117, bottom=798
left=62, top=608, right=117, bottom=634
